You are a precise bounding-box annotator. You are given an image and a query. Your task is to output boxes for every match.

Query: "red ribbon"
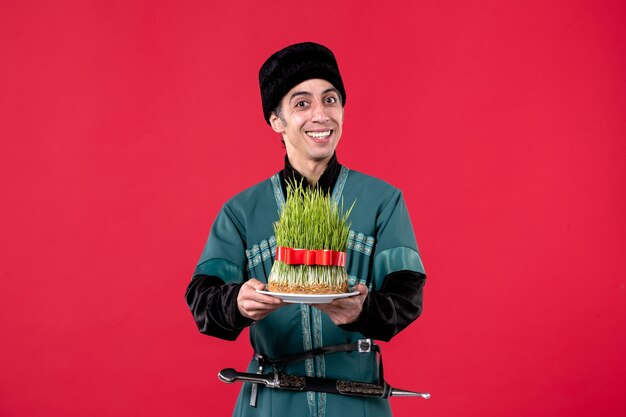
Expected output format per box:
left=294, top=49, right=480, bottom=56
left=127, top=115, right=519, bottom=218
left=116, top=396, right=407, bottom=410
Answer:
left=276, top=246, right=346, bottom=267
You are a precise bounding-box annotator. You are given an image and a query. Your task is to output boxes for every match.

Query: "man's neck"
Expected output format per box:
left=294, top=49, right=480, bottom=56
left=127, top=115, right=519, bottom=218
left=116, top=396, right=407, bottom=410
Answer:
left=280, top=153, right=341, bottom=198
left=287, top=156, right=332, bottom=185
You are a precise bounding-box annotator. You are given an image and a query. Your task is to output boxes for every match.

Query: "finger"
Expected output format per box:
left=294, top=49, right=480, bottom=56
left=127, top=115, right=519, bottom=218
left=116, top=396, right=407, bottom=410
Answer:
left=245, top=304, right=276, bottom=316
left=243, top=295, right=282, bottom=308
left=311, top=303, right=340, bottom=316
left=247, top=278, right=268, bottom=291
left=354, top=283, right=368, bottom=295
left=255, top=293, right=283, bottom=304
left=241, top=300, right=282, bottom=318
left=330, top=297, right=359, bottom=308
left=240, top=283, right=280, bottom=304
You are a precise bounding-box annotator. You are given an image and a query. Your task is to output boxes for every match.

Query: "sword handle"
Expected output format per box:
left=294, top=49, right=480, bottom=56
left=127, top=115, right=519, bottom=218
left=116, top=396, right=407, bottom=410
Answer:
left=218, top=368, right=276, bottom=387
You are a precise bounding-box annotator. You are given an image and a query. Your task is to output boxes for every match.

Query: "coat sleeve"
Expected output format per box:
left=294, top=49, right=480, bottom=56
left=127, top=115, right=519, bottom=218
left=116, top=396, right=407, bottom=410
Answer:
left=185, top=275, right=254, bottom=341
left=339, top=270, right=425, bottom=342
left=341, top=188, right=426, bottom=341
left=185, top=203, right=254, bottom=341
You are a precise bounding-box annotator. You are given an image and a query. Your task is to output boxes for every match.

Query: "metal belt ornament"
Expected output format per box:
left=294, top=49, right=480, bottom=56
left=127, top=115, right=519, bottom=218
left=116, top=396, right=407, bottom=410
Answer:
left=275, top=246, right=346, bottom=267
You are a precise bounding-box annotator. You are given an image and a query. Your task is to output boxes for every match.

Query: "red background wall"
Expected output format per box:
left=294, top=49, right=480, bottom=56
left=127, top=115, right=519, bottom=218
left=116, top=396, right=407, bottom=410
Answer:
left=1, top=1, right=625, bottom=416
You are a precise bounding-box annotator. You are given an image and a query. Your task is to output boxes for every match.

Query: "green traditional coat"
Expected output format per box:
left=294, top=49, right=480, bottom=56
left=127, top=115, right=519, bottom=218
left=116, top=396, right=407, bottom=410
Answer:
left=195, top=167, right=425, bottom=417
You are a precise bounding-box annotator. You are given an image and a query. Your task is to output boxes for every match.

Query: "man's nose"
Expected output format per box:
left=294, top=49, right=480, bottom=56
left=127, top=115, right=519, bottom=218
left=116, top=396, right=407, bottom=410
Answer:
left=311, top=101, right=330, bottom=122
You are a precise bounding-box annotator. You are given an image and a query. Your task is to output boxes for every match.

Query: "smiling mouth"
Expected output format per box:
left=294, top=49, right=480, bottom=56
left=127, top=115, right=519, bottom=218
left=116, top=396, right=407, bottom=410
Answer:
left=306, top=130, right=332, bottom=139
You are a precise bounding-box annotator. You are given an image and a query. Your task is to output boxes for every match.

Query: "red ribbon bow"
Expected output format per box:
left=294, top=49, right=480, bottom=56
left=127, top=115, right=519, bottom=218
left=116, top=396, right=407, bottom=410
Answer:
left=275, top=246, right=346, bottom=267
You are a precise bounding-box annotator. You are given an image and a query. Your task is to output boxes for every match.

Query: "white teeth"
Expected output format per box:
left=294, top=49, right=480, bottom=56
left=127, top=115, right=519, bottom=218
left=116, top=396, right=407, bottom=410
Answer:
left=306, top=130, right=331, bottom=139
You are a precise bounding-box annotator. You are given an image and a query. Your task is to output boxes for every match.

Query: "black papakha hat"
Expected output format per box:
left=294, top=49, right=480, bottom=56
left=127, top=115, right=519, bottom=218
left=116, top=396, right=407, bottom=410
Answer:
left=259, top=42, right=346, bottom=124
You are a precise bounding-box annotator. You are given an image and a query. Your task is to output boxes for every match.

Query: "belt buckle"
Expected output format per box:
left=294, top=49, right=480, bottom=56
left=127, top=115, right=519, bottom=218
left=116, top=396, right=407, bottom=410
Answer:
left=358, top=339, right=372, bottom=353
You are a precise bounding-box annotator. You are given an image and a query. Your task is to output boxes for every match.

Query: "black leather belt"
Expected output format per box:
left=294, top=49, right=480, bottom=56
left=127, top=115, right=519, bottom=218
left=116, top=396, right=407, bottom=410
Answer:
left=253, top=338, right=377, bottom=368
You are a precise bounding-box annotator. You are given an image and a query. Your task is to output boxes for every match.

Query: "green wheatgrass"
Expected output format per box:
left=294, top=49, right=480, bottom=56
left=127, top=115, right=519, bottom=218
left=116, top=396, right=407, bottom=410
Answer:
left=268, top=180, right=354, bottom=294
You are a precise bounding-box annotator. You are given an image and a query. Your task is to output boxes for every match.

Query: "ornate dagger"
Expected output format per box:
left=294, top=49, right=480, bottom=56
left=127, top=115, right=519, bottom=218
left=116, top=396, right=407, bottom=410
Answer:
left=218, top=368, right=430, bottom=399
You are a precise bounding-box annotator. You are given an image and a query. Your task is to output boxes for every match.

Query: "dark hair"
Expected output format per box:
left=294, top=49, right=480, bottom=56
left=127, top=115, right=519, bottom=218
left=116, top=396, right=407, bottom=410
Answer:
left=273, top=101, right=284, bottom=124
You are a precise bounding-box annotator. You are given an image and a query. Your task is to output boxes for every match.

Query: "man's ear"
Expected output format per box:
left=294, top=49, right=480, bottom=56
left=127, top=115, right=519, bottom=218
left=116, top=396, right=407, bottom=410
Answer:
left=269, top=113, right=285, bottom=133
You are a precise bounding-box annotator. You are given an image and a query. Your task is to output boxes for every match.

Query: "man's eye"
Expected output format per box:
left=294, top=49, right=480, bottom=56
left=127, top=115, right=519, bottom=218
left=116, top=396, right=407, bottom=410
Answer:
left=325, top=96, right=338, bottom=104
left=295, top=101, right=308, bottom=108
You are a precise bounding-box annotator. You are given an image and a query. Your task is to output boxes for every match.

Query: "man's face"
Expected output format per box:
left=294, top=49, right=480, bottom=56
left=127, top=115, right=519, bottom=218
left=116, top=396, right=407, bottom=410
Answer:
left=270, top=79, right=344, bottom=168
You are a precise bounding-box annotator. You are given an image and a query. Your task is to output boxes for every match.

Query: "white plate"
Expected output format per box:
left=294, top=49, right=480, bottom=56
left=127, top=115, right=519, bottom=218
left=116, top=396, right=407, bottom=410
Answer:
left=256, top=290, right=360, bottom=304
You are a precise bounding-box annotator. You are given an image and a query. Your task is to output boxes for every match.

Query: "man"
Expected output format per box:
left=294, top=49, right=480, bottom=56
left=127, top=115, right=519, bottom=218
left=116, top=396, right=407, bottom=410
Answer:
left=186, top=42, right=426, bottom=417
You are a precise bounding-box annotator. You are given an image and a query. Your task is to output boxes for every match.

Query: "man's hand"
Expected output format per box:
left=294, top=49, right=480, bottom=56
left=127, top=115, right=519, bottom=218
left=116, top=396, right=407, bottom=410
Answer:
left=237, top=278, right=285, bottom=321
left=313, top=284, right=368, bottom=325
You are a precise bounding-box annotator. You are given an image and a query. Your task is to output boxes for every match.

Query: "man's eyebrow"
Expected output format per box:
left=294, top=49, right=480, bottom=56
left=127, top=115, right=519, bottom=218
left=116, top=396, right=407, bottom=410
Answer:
left=288, top=88, right=340, bottom=102
left=289, top=91, right=312, bottom=101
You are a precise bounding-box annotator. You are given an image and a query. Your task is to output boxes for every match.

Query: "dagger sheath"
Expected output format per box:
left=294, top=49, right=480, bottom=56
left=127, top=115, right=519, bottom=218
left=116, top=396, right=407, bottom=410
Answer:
left=218, top=368, right=430, bottom=399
